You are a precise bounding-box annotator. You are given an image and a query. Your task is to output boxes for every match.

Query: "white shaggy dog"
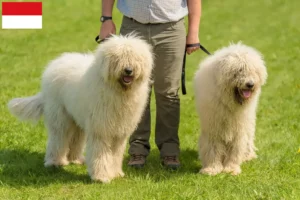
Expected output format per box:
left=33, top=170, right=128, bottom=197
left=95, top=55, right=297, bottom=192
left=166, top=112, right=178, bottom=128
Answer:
left=194, top=43, right=267, bottom=175
left=8, top=34, right=154, bottom=183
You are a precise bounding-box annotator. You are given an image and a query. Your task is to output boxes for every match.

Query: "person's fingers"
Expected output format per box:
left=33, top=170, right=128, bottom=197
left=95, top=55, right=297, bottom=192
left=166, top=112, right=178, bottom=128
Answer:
left=100, top=29, right=113, bottom=39
left=99, top=21, right=116, bottom=39
left=112, top=26, right=116, bottom=34
left=186, top=46, right=200, bottom=54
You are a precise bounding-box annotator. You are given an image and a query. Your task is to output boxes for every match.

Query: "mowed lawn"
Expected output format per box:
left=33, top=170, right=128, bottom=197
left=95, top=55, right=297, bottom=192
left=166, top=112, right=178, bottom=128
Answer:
left=0, top=0, right=300, bottom=199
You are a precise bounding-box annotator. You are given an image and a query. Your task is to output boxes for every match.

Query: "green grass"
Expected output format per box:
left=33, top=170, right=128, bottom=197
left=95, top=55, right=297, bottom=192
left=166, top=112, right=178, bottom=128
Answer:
left=1, top=0, right=300, bottom=199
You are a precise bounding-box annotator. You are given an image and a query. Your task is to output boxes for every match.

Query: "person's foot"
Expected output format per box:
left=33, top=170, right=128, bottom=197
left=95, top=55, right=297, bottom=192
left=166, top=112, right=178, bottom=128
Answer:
left=127, top=154, right=146, bottom=168
left=161, top=156, right=180, bottom=170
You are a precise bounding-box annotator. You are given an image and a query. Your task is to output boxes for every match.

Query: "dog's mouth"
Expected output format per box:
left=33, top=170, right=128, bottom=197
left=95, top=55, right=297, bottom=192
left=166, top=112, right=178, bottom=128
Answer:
left=240, top=89, right=252, bottom=99
left=234, top=87, right=253, bottom=104
left=122, top=75, right=134, bottom=84
left=119, top=75, right=135, bottom=88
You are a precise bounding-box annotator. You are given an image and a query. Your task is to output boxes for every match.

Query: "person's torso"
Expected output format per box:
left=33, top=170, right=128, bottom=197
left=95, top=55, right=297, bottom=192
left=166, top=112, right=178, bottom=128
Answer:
left=117, top=0, right=188, bottom=24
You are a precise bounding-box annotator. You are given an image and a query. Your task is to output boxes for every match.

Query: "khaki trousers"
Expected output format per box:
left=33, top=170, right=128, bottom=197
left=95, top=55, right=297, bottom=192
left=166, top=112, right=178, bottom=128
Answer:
left=120, top=16, right=186, bottom=157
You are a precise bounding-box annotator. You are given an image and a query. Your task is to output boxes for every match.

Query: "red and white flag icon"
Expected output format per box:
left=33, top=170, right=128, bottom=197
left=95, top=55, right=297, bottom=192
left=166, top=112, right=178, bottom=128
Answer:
left=2, top=2, right=42, bottom=29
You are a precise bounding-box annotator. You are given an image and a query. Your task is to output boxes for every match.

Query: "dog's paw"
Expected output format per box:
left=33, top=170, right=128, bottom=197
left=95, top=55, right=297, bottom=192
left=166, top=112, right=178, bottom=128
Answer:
left=44, top=159, right=69, bottom=167
left=117, top=171, right=125, bottom=178
left=223, top=164, right=241, bottom=175
left=70, top=156, right=85, bottom=165
left=243, top=152, right=257, bottom=162
left=199, top=166, right=223, bottom=176
left=91, top=176, right=112, bottom=184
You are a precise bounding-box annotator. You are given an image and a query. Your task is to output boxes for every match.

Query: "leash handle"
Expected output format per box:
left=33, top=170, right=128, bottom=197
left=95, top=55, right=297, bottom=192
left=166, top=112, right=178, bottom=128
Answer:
left=95, top=35, right=109, bottom=44
left=186, top=43, right=211, bottom=55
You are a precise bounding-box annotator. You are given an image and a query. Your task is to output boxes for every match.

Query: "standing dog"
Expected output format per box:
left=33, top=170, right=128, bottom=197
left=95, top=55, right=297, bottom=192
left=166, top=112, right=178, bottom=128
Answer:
left=8, top=34, right=154, bottom=183
left=194, top=43, right=267, bottom=175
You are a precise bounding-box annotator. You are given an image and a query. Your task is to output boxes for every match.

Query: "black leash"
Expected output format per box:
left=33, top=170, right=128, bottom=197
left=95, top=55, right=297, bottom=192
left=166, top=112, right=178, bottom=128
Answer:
left=95, top=35, right=107, bottom=44
left=181, top=43, right=211, bottom=95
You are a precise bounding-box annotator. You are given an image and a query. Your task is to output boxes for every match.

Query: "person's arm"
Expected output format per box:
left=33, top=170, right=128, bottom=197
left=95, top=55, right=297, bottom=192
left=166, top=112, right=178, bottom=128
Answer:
left=186, top=0, right=202, bottom=54
left=99, top=0, right=116, bottom=40
left=102, top=0, right=115, bottom=16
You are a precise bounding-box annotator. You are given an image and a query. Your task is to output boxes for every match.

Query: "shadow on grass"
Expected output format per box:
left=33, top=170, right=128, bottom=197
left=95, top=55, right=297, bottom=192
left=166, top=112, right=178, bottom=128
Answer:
left=0, top=148, right=91, bottom=188
left=0, top=147, right=201, bottom=187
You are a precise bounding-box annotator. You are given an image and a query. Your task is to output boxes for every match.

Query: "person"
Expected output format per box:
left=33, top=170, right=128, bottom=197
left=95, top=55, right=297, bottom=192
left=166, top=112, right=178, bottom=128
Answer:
left=98, top=0, right=202, bottom=170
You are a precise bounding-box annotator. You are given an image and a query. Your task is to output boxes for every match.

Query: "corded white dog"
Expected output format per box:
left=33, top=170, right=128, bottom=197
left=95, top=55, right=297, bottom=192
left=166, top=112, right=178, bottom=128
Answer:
left=194, top=43, right=267, bottom=175
left=8, top=34, right=154, bottom=183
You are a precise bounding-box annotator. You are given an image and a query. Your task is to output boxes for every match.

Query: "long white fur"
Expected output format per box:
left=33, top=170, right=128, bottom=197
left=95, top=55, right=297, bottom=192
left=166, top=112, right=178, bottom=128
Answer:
left=8, top=34, right=154, bottom=183
left=194, top=42, right=267, bottom=175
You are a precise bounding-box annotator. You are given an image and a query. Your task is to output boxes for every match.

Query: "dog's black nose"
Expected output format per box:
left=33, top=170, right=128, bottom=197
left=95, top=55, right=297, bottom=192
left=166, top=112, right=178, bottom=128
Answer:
left=246, top=81, right=254, bottom=89
left=124, top=68, right=133, bottom=75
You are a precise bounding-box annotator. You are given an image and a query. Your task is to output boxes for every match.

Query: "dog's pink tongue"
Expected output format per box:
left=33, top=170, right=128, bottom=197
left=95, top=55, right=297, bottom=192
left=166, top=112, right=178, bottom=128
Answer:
left=123, top=76, right=133, bottom=83
left=242, top=90, right=252, bottom=98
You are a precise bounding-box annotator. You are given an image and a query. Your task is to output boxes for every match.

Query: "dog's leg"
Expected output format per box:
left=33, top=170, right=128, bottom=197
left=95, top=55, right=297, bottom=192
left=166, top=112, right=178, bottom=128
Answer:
left=44, top=105, right=72, bottom=167
left=67, top=121, right=86, bottom=165
left=223, top=136, right=247, bottom=175
left=243, top=130, right=257, bottom=162
left=243, top=140, right=257, bottom=162
left=85, top=132, right=114, bottom=183
left=199, top=133, right=224, bottom=175
left=111, top=137, right=127, bottom=178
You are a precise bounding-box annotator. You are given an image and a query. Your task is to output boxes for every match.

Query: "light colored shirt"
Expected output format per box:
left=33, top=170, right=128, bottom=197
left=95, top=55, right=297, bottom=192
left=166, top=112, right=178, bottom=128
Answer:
left=117, top=0, right=188, bottom=24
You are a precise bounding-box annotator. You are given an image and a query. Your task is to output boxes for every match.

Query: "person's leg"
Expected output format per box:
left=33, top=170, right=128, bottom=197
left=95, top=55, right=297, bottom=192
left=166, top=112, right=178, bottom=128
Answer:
left=151, top=19, right=186, bottom=168
left=119, top=16, right=153, bottom=166
left=128, top=91, right=152, bottom=156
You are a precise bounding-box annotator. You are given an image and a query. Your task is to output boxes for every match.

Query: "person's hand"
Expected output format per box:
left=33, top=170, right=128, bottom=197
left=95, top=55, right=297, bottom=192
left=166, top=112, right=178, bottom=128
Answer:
left=99, top=20, right=116, bottom=40
left=186, top=32, right=200, bottom=55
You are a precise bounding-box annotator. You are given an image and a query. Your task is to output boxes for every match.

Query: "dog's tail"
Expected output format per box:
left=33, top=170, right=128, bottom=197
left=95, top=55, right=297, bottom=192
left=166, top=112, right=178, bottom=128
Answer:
left=8, top=93, right=44, bottom=123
